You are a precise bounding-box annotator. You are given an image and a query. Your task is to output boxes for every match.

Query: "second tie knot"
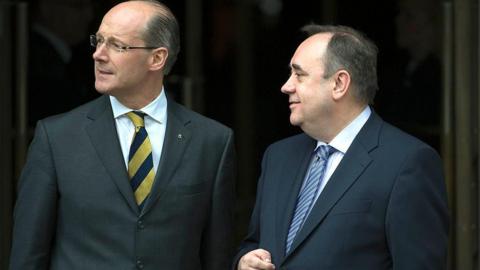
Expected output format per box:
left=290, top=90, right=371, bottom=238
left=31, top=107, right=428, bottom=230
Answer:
left=126, top=111, right=145, bottom=132
left=315, top=145, right=335, bottom=161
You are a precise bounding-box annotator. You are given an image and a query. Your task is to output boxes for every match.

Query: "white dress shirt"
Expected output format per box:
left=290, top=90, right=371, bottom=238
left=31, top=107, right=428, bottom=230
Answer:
left=306, top=106, right=372, bottom=204
left=109, top=89, right=167, bottom=173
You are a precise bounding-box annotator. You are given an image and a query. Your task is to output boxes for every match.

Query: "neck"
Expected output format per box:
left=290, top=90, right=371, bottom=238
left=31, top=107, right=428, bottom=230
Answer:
left=116, top=75, right=164, bottom=109
left=116, top=86, right=163, bottom=110
left=306, top=102, right=367, bottom=143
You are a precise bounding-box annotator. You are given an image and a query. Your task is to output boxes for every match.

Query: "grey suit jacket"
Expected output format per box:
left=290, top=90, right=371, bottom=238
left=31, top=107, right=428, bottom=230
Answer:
left=10, top=94, right=236, bottom=270
left=234, top=112, right=448, bottom=270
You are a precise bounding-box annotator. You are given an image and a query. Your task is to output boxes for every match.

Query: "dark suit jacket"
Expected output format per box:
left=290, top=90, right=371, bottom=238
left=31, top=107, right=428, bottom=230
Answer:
left=10, top=95, right=236, bottom=270
left=234, top=112, right=448, bottom=270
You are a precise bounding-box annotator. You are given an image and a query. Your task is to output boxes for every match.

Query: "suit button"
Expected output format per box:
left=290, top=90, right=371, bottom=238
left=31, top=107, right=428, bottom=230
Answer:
left=136, top=260, right=144, bottom=269
left=138, top=220, right=145, bottom=230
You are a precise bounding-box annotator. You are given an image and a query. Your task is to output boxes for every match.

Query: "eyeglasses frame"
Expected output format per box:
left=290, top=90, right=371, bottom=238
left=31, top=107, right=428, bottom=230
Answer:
left=90, top=34, right=159, bottom=53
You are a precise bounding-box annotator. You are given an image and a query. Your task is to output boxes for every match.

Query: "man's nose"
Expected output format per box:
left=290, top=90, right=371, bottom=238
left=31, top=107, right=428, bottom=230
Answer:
left=281, top=76, right=295, bottom=94
left=92, top=43, right=108, bottom=61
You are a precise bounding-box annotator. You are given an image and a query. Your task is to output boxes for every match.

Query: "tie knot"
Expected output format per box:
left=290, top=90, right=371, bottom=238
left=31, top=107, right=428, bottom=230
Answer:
left=126, top=111, right=145, bottom=130
left=315, top=145, right=335, bottom=161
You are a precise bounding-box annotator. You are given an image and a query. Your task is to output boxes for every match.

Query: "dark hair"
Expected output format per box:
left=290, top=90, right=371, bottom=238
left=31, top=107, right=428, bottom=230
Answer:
left=131, top=0, right=180, bottom=75
left=302, top=24, right=378, bottom=104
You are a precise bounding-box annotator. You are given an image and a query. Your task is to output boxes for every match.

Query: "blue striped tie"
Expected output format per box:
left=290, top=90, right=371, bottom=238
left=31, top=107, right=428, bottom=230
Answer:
left=285, top=145, right=335, bottom=253
left=126, top=111, right=155, bottom=209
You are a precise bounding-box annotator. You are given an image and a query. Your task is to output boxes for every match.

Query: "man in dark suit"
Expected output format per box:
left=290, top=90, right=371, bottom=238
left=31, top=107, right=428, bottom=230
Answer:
left=235, top=24, right=448, bottom=270
left=9, top=1, right=235, bottom=269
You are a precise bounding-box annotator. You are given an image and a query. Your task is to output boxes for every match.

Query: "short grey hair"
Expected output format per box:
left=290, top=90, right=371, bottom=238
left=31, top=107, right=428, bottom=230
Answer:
left=131, top=0, right=180, bottom=75
left=302, top=24, right=378, bottom=105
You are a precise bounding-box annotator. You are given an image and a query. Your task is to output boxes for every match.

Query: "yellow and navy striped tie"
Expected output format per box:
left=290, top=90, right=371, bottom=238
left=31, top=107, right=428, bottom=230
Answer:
left=126, top=111, right=155, bottom=208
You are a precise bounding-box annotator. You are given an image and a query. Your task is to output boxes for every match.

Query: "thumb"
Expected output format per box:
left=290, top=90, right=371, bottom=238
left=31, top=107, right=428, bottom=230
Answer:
left=255, top=249, right=272, bottom=262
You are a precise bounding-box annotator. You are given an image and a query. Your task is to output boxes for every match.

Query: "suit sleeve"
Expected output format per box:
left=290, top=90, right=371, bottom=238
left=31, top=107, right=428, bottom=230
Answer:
left=201, top=129, right=237, bottom=270
left=385, top=145, right=449, bottom=270
left=9, top=121, right=58, bottom=270
left=231, top=146, right=270, bottom=269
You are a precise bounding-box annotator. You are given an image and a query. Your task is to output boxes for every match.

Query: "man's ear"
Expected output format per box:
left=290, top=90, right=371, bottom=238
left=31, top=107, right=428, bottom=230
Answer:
left=150, top=47, right=168, bottom=71
left=332, top=69, right=351, bottom=101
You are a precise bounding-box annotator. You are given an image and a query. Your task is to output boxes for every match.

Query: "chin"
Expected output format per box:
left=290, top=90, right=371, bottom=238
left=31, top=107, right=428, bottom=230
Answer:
left=289, top=116, right=302, bottom=127
left=94, top=82, right=112, bottom=95
left=94, top=86, right=108, bottom=95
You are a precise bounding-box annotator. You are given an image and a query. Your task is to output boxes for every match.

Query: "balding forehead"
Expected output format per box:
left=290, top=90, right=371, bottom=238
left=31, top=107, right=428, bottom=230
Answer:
left=109, top=0, right=173, bottom=23
left=124, top=0, right=171, bottom=13
left=298, top=33, right=331, bottom=55
left=106, top=1, right=157, bottom=22
left=111, top=1, right=156, bottom=12
left=98, top=3, right=151, bottom=37
left=307, top=32, right=333, bottom=43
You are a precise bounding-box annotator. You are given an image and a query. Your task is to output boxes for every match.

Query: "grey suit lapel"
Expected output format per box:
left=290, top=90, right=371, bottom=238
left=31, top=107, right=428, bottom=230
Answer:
left=275, top=135, right=316, bottom=260
left=284, top=112, right=382, bottom=259
left=141, top=100, right=191, bottom=216
left=86, top=96, right=140, bottom=215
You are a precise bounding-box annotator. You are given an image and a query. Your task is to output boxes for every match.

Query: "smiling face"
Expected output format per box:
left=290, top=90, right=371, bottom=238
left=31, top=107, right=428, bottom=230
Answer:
left=281, top=33, right=336, bottom=135
left=92, top=2, right=156, bottom=99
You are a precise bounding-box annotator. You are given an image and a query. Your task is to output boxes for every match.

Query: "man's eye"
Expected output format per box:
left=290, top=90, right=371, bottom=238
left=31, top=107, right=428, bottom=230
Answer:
left=111, top=42, right=124, bottom=49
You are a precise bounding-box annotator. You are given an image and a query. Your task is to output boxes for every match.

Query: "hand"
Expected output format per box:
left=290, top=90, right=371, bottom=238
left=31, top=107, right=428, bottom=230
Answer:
left=237, top=249, right=276, bottom=270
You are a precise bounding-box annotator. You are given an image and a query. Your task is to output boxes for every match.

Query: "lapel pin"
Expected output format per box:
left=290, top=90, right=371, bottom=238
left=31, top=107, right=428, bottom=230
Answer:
left=177, top=134, right=183, bottom=140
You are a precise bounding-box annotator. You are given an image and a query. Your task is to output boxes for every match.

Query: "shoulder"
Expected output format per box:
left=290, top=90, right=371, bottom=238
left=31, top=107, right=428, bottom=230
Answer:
left=380, top=120, right=436, bottom=152
left=369, top=114, right=441, bottom=165
left=37, top=96, right=107, bottom=130
left=362, top=111, right=436, bottom=151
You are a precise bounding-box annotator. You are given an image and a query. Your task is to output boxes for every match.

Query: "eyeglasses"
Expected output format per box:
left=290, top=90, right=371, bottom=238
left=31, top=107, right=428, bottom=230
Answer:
left=90, top=34, right=159, bottom=53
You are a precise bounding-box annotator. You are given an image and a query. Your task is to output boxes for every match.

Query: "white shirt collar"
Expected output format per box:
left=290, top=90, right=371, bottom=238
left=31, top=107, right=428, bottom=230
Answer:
left=109, top=88, right=167, bottom=124
left=316, top=106, right=371, bottom=154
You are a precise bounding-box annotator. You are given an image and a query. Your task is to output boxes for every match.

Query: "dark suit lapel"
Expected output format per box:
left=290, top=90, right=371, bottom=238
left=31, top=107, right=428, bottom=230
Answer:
left=141, top=100, right=191, bottom=216
left=284, top=112, right=382, bottom=258
left=86, top=96, right=139, bottom=215
left=275, top=135, right=316, bottom=261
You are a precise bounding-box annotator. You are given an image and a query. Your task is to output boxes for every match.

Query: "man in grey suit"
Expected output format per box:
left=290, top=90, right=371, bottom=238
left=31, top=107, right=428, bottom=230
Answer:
left=235, top=25, right=448, bottom=269
left=9, top=1, right=235, bottom=269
